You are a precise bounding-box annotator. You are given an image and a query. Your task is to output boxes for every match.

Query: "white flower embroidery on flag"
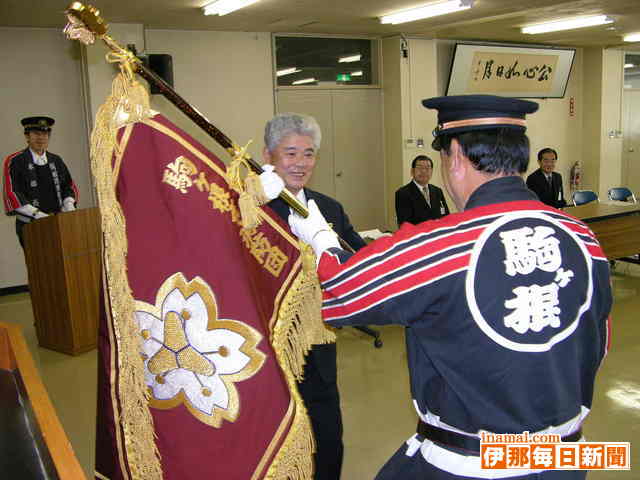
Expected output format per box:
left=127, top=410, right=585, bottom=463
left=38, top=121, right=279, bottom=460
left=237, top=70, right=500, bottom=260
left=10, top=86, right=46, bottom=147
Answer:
left=135, top=273, right=265, bottom=427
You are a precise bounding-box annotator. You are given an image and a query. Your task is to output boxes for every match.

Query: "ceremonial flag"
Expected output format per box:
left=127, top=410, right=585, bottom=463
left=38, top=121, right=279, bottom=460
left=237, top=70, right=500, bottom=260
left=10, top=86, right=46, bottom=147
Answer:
left=92, top=73, right=328, bottom=480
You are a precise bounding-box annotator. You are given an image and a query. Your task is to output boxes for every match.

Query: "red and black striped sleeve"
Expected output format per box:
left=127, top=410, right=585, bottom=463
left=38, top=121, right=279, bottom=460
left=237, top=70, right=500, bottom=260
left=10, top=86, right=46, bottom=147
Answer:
left=3, top=151, right=29, bottom=214
left=317, top=210, right=485, bottom=326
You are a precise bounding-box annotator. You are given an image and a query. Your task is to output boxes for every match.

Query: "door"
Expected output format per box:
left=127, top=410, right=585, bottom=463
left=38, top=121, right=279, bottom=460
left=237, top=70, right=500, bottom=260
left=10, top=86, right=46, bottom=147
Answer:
left=276, top=89, right=385, bottom=230
left=623, top=90, right=640, bottom=195
left=275, top=91, right=336, bottom=198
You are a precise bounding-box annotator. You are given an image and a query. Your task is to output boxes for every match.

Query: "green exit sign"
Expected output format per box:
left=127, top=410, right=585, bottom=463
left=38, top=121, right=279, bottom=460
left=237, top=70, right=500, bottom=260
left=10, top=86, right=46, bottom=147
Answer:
left=336, top=73, right=351, bottom=82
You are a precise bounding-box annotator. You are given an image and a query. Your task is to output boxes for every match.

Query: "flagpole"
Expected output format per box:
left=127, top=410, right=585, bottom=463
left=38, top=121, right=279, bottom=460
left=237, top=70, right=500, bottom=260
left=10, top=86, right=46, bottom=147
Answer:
left=65, top=2, right=307, bottom=216
left=63, top=2, right=356, bottom=252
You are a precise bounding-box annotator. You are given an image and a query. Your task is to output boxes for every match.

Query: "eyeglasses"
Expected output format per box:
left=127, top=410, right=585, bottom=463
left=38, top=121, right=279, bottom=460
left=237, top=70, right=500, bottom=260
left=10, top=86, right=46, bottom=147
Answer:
left=414, top=165, right=433, bottom=171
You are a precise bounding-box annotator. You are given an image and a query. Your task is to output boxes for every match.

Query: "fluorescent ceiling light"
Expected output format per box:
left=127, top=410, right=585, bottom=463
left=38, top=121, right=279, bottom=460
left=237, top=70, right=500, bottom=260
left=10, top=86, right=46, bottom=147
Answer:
left=380, top=0, right=473, bottom=25
left=624, top=63, right=635, bottom=69
left=292, top=78, right=316, bottom=85
left=351, top=71, right=363, bottom=76
left=203, top=0, right=260, bottom=16
left=338, top=54, right=361, bottom=63
left=624, top=33, right=640, bottom=42
left=277, top=67, right=301, bottom=77
left=521, top=15, right=613, bottom=34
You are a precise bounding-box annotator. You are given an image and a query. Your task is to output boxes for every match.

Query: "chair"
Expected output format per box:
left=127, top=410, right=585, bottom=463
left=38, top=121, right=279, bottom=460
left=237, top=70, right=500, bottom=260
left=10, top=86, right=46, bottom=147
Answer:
left=572, top=190, right=599, bottom=206
left=608, top=187, right=637, bottom=203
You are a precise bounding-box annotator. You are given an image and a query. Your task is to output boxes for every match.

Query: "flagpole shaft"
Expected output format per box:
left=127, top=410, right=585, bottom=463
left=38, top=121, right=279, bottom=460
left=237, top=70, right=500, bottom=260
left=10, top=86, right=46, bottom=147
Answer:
left=132, top=63, right=309, bottom=218
left=133, top=63, right=355, bottom=252
left=64, top=2, right=356, bottom=252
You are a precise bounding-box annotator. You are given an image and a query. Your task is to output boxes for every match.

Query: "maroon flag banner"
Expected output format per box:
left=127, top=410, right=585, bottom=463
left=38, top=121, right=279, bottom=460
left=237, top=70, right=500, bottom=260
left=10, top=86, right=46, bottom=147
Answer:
left=92, top=74, right=325, bottom=480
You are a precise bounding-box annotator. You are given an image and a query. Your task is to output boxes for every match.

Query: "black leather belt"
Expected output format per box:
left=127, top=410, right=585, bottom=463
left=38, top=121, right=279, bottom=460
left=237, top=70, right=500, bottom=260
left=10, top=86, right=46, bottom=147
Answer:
left=417, top=420, right=582, bottom=455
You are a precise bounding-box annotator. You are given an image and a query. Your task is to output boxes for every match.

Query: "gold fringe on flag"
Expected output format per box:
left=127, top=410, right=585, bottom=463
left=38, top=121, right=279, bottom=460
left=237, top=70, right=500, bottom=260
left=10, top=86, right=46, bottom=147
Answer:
left=266, top=261, right=336, bottom=480
left=272, top=253, right=336, bottom=383
left=90, top=68, right=162, bottom=480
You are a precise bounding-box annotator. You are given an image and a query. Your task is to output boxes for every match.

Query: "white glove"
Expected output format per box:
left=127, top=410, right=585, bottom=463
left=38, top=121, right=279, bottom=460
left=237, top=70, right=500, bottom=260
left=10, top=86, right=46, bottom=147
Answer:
left=259, top=164, right=285, bottom=201
left=289, top=200, right=340, bottom=258
left=15, top=204, right=48, bottom=220
left=62, top=197, right=76, bottom=212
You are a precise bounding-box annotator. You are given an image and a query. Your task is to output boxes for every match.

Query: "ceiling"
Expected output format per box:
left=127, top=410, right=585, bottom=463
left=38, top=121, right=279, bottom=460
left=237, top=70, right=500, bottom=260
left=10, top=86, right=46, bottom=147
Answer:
left=2, top=0, right=640, bottom=50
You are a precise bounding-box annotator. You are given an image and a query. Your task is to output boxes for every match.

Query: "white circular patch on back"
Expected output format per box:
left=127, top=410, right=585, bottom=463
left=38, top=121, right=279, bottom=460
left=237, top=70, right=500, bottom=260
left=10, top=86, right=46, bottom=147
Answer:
left=465, top=212, right=593, bottom=352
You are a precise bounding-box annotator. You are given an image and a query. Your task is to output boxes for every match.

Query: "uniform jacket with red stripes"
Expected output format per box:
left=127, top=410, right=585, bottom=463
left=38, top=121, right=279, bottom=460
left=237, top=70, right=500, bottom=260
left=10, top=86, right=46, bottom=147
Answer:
left=3, top=148, right=78, bottom=215
left=317, top=176, right=612, bottom=435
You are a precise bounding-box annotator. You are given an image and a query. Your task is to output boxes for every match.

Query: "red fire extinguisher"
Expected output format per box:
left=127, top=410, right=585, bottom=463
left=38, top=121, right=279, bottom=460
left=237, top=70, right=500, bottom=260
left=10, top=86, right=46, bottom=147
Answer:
left=570, top=161, right=581, bottom=192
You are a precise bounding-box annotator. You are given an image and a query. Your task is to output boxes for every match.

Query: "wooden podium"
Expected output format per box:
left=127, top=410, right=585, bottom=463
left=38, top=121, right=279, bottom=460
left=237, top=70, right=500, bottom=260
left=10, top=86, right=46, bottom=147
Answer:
left=23, top=208, right=101, bottom=355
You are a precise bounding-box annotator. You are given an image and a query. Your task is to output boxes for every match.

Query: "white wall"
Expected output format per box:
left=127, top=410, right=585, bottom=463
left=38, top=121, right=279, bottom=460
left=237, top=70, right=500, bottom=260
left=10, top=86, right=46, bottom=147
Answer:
left=436, top=41, right=585, bottom=198
left=383, top=37, right=444, bottom=228
left=145, top=29, right=274, bottom=163
left=524, top=49, right=584, bottom=196
left=0, top=28, right=92, bottom=288
left=382, top=37, right=404, bottom=229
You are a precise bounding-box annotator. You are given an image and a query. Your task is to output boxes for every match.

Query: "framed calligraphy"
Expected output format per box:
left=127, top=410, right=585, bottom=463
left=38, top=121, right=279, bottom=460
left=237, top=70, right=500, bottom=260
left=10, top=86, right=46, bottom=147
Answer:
left=446, top=43, right=576, bottom=98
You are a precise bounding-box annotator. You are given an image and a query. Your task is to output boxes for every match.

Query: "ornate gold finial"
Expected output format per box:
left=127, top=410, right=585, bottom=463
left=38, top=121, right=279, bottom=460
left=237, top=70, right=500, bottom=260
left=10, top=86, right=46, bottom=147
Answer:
left=65, top=3, right=107, bottom=36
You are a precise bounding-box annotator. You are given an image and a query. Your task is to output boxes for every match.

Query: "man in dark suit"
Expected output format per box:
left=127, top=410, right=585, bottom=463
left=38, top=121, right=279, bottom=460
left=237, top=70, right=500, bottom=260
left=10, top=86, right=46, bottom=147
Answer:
left=526, top=147, right=566, bottom=208
left=395, top=155, right=449, bottom=227
left=3, top=116, right=78, bottom=247
left=261, top=112, right=365, bottom=480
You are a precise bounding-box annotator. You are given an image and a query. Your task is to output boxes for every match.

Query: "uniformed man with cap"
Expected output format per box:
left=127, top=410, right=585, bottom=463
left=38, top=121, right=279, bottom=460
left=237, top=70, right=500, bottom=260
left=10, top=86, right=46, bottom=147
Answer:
left=3, top=116, right=78, bottom=247
left=282, top=95, right=612, bottom=479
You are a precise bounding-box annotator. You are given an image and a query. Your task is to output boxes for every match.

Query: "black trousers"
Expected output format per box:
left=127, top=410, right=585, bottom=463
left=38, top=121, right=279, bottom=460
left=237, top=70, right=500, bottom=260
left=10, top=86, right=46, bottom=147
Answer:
left=297, top=343, right=344, bottom=480
left=15, top=219, right=27, bottom=248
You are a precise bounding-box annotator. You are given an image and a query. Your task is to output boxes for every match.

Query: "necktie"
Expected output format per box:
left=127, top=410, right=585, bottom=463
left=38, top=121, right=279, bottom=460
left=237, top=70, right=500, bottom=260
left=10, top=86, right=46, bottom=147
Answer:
left=422, top=186, right=430, bottom=207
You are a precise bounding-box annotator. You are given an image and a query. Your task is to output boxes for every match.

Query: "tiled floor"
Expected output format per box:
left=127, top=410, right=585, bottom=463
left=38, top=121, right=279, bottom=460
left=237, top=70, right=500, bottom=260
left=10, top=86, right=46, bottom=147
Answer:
left=1, top=263, right=637, bottom=479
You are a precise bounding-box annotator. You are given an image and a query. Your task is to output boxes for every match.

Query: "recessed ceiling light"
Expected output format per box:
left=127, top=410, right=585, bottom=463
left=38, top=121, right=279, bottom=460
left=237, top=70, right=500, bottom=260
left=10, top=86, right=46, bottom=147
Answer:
left=277, top=67, right=301, bottom=77
left=338, top=54, right=361, bottom=63
left=203, top=0, right=261, bottom=16
left=624, top=63, right=635, bottom=69
left=351, top=71, right=363, bottom=77
left=292, top=78, right=317, bottom=85
left=521, top=15, right=613, bottom=35
left=624, top=33, right=640, bottom=42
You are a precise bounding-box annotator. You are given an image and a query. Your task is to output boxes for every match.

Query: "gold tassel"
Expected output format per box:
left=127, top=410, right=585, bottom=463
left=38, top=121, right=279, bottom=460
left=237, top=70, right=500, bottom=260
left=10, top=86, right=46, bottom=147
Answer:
left=226, top=142, right=267, bottom=230
left=300, top=242, right=317, bottom=276
left=238, top=190, right=262, bottom=230
left=91, top=69, right=162, bottom=480
left=245, top=172, right=270, bottom=205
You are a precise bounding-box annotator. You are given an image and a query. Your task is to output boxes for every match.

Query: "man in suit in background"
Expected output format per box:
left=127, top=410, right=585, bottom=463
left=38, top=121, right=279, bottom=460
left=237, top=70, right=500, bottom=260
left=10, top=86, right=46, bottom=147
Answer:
left=3, top=116, right=78, bottom=248
left=526, top=147, right=567, bottom=208
left=260, top=112, right=365, bottom=480
left=395, top=155, right=449, bottom=227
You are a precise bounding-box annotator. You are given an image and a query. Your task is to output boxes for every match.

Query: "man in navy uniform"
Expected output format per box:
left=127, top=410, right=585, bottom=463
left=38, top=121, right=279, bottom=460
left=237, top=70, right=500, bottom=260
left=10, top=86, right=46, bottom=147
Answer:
left=286, top=95, right=612, bottom=479
left=260, top=112, right=365, bottom=480
left=526, top=147, right=567, bottom=208
left=395, top=154, right=449, bottom=226
left=3, top=116, right=78, bottom=247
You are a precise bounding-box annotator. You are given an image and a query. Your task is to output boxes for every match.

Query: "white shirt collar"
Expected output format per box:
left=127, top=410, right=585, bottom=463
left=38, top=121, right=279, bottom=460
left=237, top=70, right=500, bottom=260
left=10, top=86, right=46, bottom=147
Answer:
left=29, top=149, right=48, bottom=166
left=295, top=189, right=307, bottom=205
left=413, top=179, right=428, bottom=190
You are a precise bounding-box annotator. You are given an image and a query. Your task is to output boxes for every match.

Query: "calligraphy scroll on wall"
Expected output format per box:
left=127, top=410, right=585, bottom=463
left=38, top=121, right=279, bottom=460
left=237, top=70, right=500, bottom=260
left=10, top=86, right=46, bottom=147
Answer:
left=468, top=52, right=558, bottom=94
left=447, top=44, right=576, bottom=98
